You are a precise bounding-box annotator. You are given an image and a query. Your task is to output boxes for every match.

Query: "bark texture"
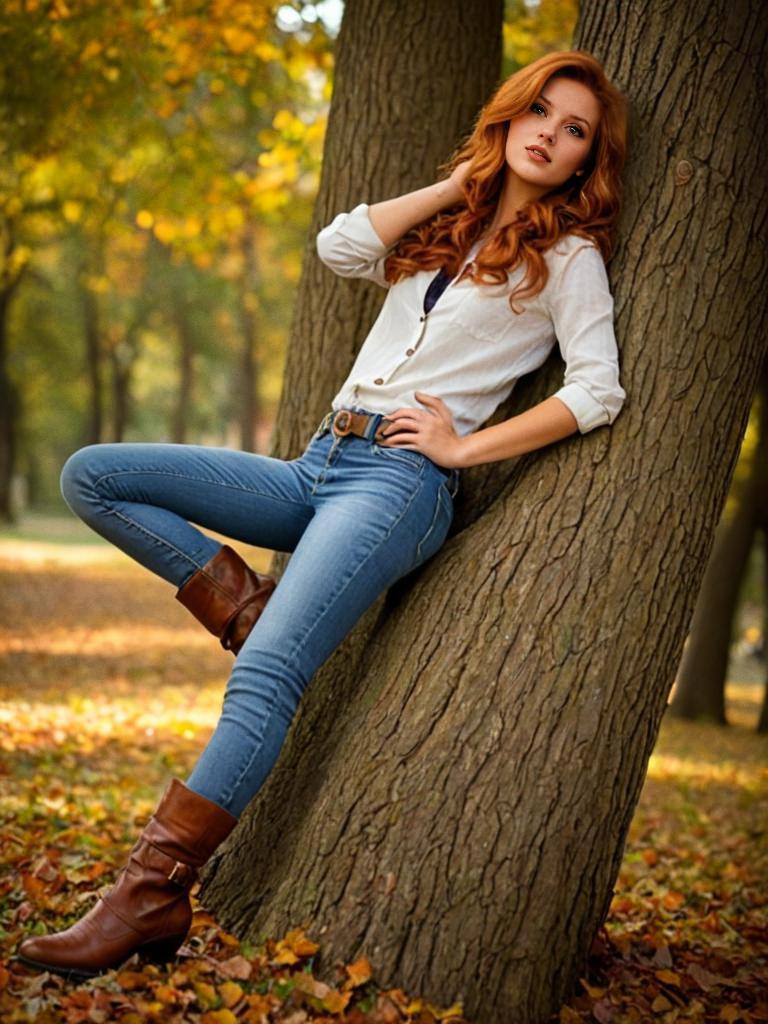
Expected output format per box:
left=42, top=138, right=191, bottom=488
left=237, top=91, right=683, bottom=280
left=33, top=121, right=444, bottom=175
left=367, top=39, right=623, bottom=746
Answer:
left=669, top=362, right=768, bottom=726
left=200, top=1, right=768, bottom=1020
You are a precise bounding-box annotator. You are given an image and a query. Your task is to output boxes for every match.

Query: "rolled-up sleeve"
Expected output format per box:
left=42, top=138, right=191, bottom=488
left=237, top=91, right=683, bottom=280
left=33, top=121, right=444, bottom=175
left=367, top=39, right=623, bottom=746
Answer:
left=547, top=242, right=626, bottom=433
left=315, top=202, right=392, bottom=289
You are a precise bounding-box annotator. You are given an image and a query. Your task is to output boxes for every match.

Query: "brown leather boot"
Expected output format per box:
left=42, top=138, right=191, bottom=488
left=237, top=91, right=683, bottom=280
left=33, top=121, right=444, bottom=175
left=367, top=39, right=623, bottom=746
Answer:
left=175, top=544, right=277, bottom=655
left=15, top=778, right=238, bottom=979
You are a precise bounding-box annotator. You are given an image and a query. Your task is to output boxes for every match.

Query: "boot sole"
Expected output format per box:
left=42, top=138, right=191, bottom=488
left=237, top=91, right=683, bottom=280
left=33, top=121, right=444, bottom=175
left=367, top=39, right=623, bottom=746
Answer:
left=14, top=933, right=186, bottom=979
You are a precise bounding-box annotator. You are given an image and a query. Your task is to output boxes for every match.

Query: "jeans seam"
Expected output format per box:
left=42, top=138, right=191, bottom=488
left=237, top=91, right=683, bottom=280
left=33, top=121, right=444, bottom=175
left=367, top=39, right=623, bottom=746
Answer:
left=220, top=462, right=430, bottom=809
left=92, top=469, right=312, bottom=511
left=108, top=507, right=204, bottom=573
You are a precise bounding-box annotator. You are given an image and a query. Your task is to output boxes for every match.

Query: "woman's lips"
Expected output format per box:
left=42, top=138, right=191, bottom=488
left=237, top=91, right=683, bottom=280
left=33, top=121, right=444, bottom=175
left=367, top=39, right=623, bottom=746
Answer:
left=526, top=147, right=550, bottom=163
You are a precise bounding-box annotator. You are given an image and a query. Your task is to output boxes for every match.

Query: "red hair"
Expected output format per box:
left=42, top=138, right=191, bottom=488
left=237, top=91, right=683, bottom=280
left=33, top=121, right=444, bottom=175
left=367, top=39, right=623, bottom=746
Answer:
left=384, top=50, right=629, bottom=310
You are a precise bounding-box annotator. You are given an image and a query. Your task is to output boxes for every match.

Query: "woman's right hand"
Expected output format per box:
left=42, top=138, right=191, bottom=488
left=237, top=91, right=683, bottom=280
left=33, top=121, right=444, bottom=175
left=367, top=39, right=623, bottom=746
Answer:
left=448, top=159, right=473, bottom=191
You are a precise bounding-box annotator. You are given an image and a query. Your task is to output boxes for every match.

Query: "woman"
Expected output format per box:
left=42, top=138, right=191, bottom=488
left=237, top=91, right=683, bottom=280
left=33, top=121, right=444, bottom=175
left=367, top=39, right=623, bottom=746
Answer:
left=17, top=49, right=628, bottom=977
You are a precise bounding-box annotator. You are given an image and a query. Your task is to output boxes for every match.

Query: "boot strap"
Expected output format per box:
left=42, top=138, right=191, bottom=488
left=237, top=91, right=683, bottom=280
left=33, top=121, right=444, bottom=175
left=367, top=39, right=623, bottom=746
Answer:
left=135, top=837, right=199, bottom=888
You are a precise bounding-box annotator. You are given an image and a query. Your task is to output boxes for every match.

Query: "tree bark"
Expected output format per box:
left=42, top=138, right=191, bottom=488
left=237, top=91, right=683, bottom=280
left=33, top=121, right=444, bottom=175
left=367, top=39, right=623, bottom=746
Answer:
left=200, top=1, right=768, bottom=1021
left=669, top=362, right=768, bottom=726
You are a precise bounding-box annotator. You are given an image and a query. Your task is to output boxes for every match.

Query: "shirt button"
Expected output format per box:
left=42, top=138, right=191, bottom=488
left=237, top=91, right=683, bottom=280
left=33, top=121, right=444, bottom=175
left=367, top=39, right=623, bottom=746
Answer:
left=373, top=377, right=384, bottom=385
left=405, top=348, right=415, bottom=356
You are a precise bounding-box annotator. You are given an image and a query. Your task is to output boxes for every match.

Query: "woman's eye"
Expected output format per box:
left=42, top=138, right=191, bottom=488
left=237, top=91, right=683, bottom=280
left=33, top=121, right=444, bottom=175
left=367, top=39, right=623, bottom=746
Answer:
left=568, top=125, right=585, bottom=137
left=531, top=102, right=545, bottom=114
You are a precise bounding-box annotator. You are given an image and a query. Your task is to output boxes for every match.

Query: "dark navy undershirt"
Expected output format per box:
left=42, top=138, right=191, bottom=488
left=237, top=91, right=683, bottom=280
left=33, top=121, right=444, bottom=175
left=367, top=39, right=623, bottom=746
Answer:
left=423, top=266, right=454, bottom=315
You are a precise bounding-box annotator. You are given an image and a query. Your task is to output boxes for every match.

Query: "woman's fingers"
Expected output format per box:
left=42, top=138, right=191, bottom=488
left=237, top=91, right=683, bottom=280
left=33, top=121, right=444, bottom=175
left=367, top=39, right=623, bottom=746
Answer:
left=415, top=391, right=455, bottom=428
left=380, top=415, right=422, bottom=437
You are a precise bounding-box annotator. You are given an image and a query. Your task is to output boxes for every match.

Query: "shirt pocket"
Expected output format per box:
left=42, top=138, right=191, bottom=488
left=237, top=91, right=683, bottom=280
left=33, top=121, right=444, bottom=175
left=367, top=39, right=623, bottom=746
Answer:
left=452, top=288, right=516, bottom=342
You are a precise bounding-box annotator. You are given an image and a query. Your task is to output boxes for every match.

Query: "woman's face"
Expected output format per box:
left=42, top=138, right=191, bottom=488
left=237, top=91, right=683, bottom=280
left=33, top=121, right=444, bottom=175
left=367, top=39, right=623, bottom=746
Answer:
left=504, top=75, right=600, bottom=196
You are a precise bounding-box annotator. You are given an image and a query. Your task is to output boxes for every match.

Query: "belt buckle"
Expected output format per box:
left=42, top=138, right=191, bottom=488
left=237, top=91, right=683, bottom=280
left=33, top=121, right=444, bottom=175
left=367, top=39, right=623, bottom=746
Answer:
left=332, top=409, right=354, bottom=437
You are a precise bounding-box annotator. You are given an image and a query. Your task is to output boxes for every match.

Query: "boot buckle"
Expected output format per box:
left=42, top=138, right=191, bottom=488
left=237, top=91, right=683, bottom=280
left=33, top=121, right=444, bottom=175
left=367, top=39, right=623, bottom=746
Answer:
left=168, top=861, right=192, bottom=887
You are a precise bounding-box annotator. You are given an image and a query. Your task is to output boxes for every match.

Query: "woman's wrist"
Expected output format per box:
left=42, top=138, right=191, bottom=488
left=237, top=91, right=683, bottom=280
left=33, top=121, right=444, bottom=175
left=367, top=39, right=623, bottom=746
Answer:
left=432, top=177, right=463, bottom=208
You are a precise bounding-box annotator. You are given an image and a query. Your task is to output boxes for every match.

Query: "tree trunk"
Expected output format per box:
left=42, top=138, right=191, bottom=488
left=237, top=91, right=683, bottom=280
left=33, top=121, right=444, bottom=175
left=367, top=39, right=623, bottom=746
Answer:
left=758, top=528, right=768, bottom=732
left=669, top=362, right=768, bottom=726
left=237, top=223, right=259, bottom=453
left=109, top=324, right=140, bottom=443
left=171, top=294, right=194, bottom=445
left=0, top=283, right=21, bottom=524
left=754, top=368, right=768, bottom=733
left=79, top=249, right=104, bottom=446
left=200, top=2, right=768, bottom=1021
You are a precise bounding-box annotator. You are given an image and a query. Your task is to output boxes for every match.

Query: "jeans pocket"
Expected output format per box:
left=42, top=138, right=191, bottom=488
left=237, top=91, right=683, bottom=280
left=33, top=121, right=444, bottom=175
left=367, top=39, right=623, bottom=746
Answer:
left=373, top=443, right=425, bottom=471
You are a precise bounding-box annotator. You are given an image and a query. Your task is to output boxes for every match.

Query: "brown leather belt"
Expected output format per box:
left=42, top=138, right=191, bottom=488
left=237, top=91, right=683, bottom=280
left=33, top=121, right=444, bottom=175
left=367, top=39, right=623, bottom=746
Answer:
left=317, top=408, right=391, bottom=441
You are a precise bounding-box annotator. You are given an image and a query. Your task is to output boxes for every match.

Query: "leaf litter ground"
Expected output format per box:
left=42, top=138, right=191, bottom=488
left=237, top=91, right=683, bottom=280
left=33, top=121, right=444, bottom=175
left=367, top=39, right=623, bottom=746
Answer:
left=0, top=519, right=766, bottom=1023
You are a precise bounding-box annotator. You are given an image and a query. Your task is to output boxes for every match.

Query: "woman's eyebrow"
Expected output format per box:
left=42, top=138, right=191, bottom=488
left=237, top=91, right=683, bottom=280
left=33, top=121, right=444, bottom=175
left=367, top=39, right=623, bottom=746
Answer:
left=537, top=93, right=591, bottom=130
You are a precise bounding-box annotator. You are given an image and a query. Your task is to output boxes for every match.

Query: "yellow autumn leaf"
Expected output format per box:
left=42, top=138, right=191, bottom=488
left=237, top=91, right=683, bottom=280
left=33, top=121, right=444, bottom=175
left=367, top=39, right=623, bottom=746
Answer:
left=201, top=1011, right=238, bottom=1024
left=217, top=981, right=243, bottom=1007
left=272, top=109, right=294, bottom=131
left=322, top=988, right=352, bottom=1013
left=193, top=980, right=218, bottom=1009
left=271, top=925, right=319, bottom=963
left=435, top=1004, right=465, bottom=1021
left=79, top=39, right=101, bottom=61
left=654, top=968, right=681, bottom=985
left=153, top=219, right=177, bottom=244
left=221, top=26, right=256, bottom=55
left=345, top=956, right=372, bottom=987
left=116, top=970, right=147, bottom=990
left=662, top=890, right=685, bottom=910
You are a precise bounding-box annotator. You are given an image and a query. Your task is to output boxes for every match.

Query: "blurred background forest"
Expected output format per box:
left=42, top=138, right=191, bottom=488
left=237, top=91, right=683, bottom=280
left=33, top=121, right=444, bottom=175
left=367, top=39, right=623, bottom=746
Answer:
left=0, top=0, right=581, bottom=516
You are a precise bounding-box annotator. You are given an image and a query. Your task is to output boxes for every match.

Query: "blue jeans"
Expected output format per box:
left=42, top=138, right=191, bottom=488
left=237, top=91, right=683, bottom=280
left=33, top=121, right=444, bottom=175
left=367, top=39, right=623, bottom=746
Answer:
left=59, top=409, right=459, bottom=818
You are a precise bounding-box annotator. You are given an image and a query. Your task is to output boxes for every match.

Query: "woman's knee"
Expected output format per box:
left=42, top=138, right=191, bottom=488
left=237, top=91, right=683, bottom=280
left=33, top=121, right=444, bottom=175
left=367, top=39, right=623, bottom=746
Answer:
left=60, top=443, right=115, bottom=509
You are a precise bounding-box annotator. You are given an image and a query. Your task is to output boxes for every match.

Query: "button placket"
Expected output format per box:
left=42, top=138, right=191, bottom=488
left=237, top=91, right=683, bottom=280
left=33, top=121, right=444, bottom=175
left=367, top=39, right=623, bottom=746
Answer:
left=369, top=247, right=481, bottom=388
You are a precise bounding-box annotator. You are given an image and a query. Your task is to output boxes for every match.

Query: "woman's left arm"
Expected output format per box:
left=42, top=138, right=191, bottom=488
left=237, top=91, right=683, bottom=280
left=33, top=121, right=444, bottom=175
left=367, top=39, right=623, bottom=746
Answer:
left=379, top=392, right=579, bottom=468
left=454, top=245, right=627, bottom=467
left=379, top=243, right=627, bottom=468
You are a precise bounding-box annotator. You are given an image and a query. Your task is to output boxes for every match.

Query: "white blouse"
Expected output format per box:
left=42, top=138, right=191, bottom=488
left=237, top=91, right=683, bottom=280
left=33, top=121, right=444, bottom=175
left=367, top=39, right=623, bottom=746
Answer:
left=316, top=202, right=626, bottom=437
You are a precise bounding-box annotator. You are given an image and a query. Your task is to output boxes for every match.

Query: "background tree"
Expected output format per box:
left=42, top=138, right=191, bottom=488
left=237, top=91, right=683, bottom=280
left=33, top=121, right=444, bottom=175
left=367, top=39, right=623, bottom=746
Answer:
left=199, top=1, right=768, bottom=1022
left=669, top=359, right=768, bottom=732
left=0, top=0, right=329, bottom=518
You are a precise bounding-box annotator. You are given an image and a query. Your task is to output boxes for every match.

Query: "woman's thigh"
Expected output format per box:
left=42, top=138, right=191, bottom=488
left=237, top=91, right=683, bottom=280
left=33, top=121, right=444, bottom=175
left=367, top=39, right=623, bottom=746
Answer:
left=235, top=440, right=455, bottom=679
left=60, top=441, right=316, bottom=553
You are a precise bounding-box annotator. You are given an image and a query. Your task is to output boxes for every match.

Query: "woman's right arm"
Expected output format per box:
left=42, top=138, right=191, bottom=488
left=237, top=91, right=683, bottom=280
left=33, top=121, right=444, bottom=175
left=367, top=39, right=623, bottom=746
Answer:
left=366, top=167, right=468, bottom=247
left=315, top=162, right=471, bottom=287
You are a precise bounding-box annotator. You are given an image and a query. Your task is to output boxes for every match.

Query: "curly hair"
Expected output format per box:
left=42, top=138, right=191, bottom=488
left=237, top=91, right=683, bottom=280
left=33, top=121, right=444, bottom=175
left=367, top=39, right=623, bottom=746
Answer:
left=383, top=50, right=629, bottom=312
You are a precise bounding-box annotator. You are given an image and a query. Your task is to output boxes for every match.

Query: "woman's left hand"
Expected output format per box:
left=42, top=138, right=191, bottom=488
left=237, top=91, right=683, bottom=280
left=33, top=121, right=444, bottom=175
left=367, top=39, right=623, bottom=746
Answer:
left=377, top=392, right=467, bottom=468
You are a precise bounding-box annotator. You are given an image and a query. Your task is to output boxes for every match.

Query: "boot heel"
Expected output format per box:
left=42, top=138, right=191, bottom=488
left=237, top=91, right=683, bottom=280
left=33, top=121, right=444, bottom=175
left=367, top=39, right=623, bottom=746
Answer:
left=138, top=933, right=186, bottom=964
